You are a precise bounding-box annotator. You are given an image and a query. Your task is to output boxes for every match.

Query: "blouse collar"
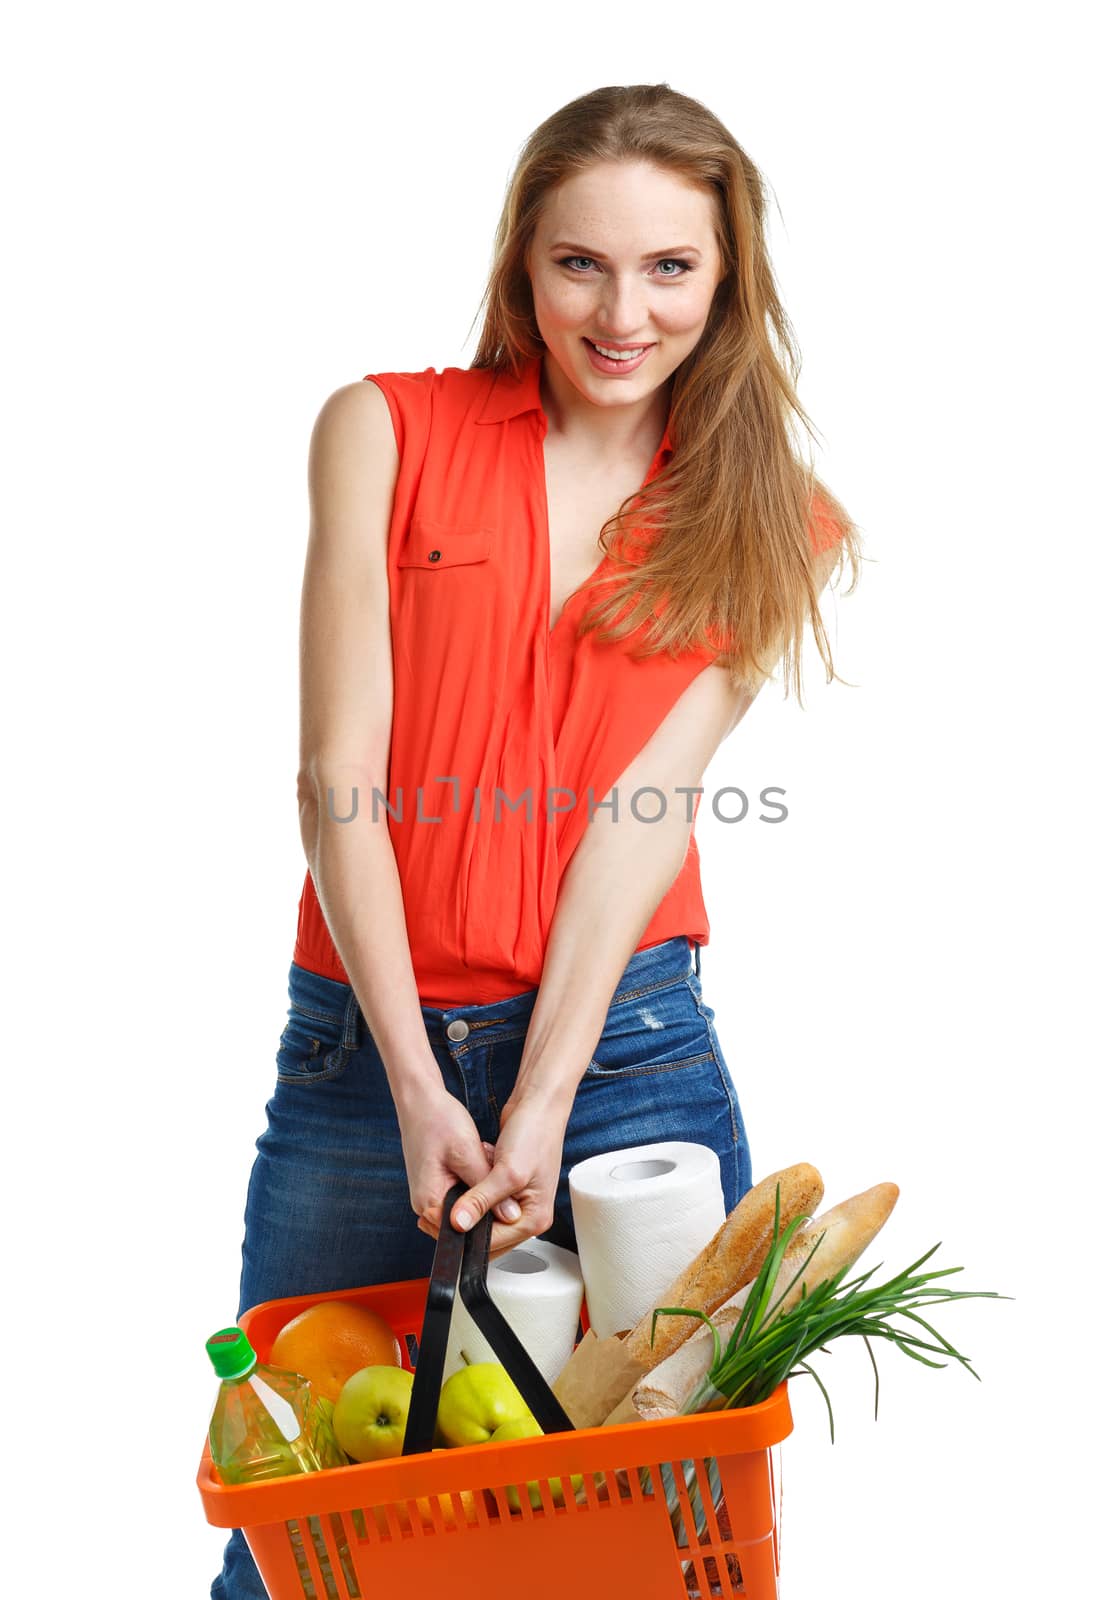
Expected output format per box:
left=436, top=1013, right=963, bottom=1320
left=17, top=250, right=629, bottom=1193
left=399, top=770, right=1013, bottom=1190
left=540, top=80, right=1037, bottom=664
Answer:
left=475, top=352, right=674, bottom=457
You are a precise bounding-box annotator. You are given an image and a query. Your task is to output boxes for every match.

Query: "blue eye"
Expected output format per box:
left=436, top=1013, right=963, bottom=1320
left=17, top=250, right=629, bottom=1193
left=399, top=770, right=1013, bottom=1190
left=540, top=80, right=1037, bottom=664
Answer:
left=555, top=256, right=694, bottom=278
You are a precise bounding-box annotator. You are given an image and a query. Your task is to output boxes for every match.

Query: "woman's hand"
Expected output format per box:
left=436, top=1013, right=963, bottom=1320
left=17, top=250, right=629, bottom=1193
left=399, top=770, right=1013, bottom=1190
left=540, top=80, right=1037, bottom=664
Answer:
left=430, top=1088, right=572, bottom=1257
left=396, top=1086, right=522, bottom=1237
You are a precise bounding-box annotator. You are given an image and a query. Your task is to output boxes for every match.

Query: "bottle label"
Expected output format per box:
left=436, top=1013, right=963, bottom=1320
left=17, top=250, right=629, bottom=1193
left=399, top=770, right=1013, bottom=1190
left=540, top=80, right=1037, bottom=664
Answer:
left=249, top=1374, right=301, bottom=1443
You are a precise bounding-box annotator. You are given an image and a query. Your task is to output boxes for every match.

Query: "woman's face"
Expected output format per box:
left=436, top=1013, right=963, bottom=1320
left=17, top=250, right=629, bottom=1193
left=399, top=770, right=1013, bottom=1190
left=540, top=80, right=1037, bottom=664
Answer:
left=527, top=159, right=726, bottom=414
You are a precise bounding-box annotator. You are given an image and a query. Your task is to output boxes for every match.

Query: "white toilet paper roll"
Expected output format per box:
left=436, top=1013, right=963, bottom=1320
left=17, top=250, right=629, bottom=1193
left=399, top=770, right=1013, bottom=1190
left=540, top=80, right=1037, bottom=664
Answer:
left=568, top=1141, right=726, bottom=1340
left=442, top=1238, right=584, bottom=1387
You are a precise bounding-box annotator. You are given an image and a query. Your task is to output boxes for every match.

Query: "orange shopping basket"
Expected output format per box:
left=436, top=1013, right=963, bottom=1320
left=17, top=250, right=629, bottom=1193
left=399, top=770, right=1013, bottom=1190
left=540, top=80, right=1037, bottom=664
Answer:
left=197, top=1183, right=793, bottom=1600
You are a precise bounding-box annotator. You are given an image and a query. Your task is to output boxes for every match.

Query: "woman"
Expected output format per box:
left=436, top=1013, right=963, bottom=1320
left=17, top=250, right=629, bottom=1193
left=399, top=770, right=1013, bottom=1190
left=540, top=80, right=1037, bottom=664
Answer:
left=213, top=82, right=860, bottom=1598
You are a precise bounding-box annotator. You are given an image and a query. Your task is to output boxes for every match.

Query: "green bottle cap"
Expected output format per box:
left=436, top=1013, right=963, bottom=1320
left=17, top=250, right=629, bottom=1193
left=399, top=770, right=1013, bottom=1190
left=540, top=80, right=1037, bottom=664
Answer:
left=206, top=1327, right=258, bottom=1381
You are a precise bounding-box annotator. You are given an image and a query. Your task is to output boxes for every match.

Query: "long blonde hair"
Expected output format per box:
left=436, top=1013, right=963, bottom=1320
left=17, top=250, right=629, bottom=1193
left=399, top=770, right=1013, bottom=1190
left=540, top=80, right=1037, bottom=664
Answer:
left=470, top=83, right=863, bottom=702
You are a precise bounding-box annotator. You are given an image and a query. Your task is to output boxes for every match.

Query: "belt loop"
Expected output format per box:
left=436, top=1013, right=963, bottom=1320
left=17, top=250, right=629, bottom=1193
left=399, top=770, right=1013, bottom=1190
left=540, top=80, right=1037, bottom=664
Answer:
left=693, top=939, right=702, bottom=978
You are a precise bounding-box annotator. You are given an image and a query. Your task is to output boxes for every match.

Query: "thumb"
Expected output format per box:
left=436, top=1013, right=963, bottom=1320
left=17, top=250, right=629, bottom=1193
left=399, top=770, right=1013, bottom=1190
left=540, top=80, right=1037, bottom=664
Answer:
left=450, top=1160, right=522, bottom=1232
left=446, top=1141, right=520, bottom=1229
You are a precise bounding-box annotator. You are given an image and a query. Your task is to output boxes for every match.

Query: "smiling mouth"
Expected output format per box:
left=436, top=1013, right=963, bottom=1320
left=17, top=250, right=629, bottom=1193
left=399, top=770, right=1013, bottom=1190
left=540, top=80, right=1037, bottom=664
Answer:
left=583, top=338, right=654, bottom=361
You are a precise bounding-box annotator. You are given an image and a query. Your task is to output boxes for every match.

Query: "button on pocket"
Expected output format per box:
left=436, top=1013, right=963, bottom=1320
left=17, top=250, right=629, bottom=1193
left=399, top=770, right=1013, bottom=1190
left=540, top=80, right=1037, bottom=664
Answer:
left=396, top=517, right=494, bottom=571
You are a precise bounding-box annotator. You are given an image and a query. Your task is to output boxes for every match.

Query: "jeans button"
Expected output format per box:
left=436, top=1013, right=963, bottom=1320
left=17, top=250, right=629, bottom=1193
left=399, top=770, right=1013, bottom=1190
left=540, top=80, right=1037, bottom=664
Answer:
left=446, top=1019, right=470, bottom=1042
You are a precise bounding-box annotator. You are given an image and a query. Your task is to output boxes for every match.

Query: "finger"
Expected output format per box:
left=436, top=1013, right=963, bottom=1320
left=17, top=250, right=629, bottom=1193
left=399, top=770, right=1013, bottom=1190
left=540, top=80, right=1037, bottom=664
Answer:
left=444, top=1140, right=518, bottom=1232
left=487, top=1216, right=540, bottom=1257
left=449, top=1162, right=527, bottom=1233
left=479, top=1140, right=520, bottom=1224
left=421, top=1211, right=527, bottom=1248
left=423, top=1203, right=519, bottom=1235
left=417, top=1135, right=495, bottom=1234
left=447, top=1137, right=498, bottom=1196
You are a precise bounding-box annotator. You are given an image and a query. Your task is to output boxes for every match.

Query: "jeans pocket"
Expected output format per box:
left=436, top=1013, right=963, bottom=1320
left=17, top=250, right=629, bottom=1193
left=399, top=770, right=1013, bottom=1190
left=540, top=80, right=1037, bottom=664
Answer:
left=584, top=976, right=716, bottom=1079
left=275, top=989, right=360, bottom=1086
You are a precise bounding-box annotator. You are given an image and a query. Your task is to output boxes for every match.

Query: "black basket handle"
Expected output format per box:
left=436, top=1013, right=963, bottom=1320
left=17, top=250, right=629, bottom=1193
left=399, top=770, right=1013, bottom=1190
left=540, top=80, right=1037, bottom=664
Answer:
left=402, top=1181, right=575, bottom=1455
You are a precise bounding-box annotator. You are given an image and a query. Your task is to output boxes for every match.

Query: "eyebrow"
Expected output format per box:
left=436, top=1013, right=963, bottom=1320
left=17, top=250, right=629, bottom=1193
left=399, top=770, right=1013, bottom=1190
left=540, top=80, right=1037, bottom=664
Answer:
left=548, top=241, right=702, bottom=259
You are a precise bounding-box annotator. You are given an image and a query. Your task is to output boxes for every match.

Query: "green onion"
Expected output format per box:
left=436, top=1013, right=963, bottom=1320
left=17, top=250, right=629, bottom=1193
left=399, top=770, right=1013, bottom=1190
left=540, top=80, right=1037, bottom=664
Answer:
left=655, top=1182, right=1010, bottom=1443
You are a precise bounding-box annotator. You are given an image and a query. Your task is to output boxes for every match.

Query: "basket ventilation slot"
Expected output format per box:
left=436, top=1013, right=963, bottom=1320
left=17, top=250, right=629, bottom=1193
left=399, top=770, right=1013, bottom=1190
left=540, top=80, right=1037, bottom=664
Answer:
left=283, top=1513, right=360, bottom=1600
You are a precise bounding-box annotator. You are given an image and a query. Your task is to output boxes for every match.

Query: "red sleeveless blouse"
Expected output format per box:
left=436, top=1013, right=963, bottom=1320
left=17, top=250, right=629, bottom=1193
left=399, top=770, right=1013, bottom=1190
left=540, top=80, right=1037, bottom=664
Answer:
left=292, top=354, right=835, bottom=1005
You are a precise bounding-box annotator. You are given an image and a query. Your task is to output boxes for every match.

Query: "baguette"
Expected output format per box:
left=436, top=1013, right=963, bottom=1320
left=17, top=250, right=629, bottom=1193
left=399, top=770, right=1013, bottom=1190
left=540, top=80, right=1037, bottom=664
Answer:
left=762, top=1181, right=899, bottom=1321
left=553, top=1162, right=823, bottom=1429
left=603, top=1304, right=746, bottom=1426
left=604, top=1180, right=900, bottom=1425
left=621, top=1162, right=825, bottom=1367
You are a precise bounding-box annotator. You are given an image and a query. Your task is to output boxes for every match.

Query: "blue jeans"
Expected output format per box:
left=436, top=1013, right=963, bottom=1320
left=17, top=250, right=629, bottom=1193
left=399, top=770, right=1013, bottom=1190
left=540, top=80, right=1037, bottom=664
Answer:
left=212, top=934, right=751, bottom=1599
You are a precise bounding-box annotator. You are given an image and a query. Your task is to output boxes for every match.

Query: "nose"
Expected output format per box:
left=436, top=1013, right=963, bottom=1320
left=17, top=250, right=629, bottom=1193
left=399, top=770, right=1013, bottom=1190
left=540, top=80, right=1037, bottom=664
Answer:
left=595, top=273, right=652, bottom=340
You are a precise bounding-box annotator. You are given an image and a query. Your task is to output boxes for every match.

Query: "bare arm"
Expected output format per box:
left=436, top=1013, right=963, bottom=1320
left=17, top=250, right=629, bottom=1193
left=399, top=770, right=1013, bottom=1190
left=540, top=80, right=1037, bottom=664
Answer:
left=442, top=543, right=842, bottom=1250
left=509, top=541, right=842, bottom=1119
left=429, top=663, right=761, bottom=1253
left=510, top=662, right=760, bottom=1117
left=297, top=380, right=437, bottom=1098
left=297, top=381, right=509, bottom=1227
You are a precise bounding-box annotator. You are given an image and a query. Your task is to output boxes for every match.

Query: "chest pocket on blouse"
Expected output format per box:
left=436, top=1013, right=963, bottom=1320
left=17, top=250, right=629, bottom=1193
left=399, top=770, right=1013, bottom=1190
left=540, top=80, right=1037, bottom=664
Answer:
left=397, top=516, right=494, bottom=570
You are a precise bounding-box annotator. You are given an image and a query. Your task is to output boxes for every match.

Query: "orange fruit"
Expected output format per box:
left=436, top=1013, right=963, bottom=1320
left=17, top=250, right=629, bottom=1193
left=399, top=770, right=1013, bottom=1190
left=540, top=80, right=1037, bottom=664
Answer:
left=365, top=1490, right=478, bottom=1536
left=270, top=1301, right=402, bottom=1403
left=414, top=1490, right=478, bottom=1527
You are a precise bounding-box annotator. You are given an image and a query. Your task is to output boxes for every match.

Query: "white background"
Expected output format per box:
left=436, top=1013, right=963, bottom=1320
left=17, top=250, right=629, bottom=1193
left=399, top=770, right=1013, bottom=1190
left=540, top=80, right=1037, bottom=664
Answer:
left=5, top=2, right=1103, bottom=1595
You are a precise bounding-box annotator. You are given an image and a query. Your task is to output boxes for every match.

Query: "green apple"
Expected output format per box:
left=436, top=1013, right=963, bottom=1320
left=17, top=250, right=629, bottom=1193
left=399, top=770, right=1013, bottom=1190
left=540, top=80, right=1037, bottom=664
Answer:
left=489, top=1416, right=585, bottom=1511
left=435, top=1362, right=533, bottom=1447
left=333, top=1365, right=414, bottom=1462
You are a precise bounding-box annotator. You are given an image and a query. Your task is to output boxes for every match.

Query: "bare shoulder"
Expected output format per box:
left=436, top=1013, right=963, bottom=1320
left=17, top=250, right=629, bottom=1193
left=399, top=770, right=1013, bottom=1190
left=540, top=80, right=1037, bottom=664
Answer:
left=310, top=378, right=396, bottom=463
left=307, top=381, right=399, bottom=552
left=695, top=659, right=761, bottom=739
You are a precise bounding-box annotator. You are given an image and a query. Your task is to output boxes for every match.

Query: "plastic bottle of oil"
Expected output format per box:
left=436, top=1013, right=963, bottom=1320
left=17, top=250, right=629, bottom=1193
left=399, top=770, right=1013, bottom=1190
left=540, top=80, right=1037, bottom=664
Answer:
left=205, top=1326, right=345, bottom=1483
